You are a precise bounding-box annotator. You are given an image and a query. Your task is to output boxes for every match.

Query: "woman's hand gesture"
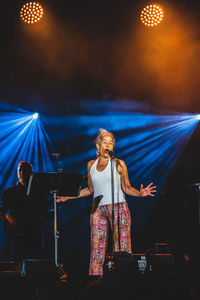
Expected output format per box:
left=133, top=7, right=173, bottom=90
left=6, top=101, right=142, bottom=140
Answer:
left=140, top=182, right=156, bottom=197
left=56, top=196, right=70, bottom=203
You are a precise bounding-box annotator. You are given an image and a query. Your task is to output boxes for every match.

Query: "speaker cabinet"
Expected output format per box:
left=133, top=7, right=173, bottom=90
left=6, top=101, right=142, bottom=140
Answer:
left=21, top=259, right=61, bottom=283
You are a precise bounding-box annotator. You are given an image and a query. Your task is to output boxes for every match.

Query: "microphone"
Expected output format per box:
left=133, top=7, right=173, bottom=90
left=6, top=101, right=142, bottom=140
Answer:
left=108, top=150, right=114, bottom=157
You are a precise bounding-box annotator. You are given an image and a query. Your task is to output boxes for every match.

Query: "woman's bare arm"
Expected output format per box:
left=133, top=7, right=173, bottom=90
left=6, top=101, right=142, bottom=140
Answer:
left=117, top=159, right=156, bottom=197
left=56, top=160, right=95, bottom=202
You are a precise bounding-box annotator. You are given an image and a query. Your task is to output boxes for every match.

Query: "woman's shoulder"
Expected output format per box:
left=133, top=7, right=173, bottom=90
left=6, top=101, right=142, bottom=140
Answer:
left=114, top=158, right=125, bottom=165
left=87, top=159, right=96, bottom=169
left=114, top=158, right=127, bottom=173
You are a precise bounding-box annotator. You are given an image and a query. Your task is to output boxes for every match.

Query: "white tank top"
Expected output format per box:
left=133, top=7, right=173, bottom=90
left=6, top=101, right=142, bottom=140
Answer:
left=90, top=157, right=126, bottom=206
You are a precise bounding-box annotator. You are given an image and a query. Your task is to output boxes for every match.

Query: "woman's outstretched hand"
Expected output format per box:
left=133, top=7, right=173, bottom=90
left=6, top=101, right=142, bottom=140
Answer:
left=139, top=182, right=156, bottom=197
left=56, top=196, right=70, bottom=202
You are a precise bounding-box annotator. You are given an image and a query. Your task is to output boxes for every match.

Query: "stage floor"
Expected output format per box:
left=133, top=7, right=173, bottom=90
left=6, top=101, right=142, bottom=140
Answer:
left=0, top=256, right=200, bottom=300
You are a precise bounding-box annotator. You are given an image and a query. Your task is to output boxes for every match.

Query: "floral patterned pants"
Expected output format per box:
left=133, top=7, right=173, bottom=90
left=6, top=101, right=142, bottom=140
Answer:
left=89, top=202, right=132, bottom=276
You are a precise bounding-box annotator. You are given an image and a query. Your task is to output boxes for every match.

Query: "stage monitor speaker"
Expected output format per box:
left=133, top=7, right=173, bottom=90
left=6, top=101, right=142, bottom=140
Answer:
left=104, top=251, right=139, bottom=277
left=150, top=254, right=175, bottom=275
left=144, top=243, right=176, bottom=276
left=132, top=253, right=147, bottom=274
left=0, top=261, right=21, bottom=278
left=21, top=259, right=61, bottom=284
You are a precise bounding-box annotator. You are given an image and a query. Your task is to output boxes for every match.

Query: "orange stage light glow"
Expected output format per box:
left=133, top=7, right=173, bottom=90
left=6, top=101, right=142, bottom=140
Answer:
left=20, top=2, right=44, bottom=24
left=140, top=4, right=164, bottom=27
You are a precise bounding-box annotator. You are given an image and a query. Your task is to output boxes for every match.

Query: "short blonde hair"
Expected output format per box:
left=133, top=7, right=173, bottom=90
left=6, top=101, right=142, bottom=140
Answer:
left=95, top=128, right=115, bottom=157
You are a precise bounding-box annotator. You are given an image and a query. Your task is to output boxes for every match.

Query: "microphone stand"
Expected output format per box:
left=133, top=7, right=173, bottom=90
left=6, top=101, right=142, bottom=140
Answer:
left=51, top=152, right=63, bottom=266
left=187, top=183, right=200, bottom=227
left=195, top=184, right=200, bottom=227
left=109, top=151, right=121, bottom=253
left=110, top=152, right=115, bottom=252
left=52, top=190, right=59, bottom=266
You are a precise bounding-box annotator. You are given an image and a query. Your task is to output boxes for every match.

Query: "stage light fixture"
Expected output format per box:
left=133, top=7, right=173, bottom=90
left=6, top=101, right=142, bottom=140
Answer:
left=33, top=112, right=39, bottom=119
left=196, top=114, right=200, bottom=120
left=140, top=4, right=164, bottom=27
left=20, top=2, right=44, bottom=24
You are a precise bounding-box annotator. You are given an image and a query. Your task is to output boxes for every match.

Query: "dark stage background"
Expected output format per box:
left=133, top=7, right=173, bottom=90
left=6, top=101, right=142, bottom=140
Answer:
left=0, top=0, right=200, bottom=278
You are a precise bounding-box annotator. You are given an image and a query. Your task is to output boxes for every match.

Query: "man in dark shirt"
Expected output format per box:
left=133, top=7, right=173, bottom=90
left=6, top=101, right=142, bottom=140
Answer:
left=0, top=161, right=50, bottom=262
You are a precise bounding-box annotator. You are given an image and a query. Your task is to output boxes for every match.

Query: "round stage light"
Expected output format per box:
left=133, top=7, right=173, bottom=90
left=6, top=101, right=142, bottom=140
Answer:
left=33, top=113, right=39, bottom=119
left=140, top=4, right=164, bottom=27
left=20, top=2, right=44, bottom=24
left=196, top=114, right=200, bottom=120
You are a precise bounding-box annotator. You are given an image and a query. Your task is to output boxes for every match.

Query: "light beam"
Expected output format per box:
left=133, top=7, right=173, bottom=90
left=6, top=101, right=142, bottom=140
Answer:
left=33, top=112, right=39, bottom=119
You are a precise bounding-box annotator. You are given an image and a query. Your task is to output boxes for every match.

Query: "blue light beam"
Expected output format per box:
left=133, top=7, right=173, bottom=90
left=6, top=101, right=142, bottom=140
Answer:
left=42, top=100, right=199, bottom=236
left=0, top=111, right=54, bottom=194
left=33, top=112, right=39, bottom=119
